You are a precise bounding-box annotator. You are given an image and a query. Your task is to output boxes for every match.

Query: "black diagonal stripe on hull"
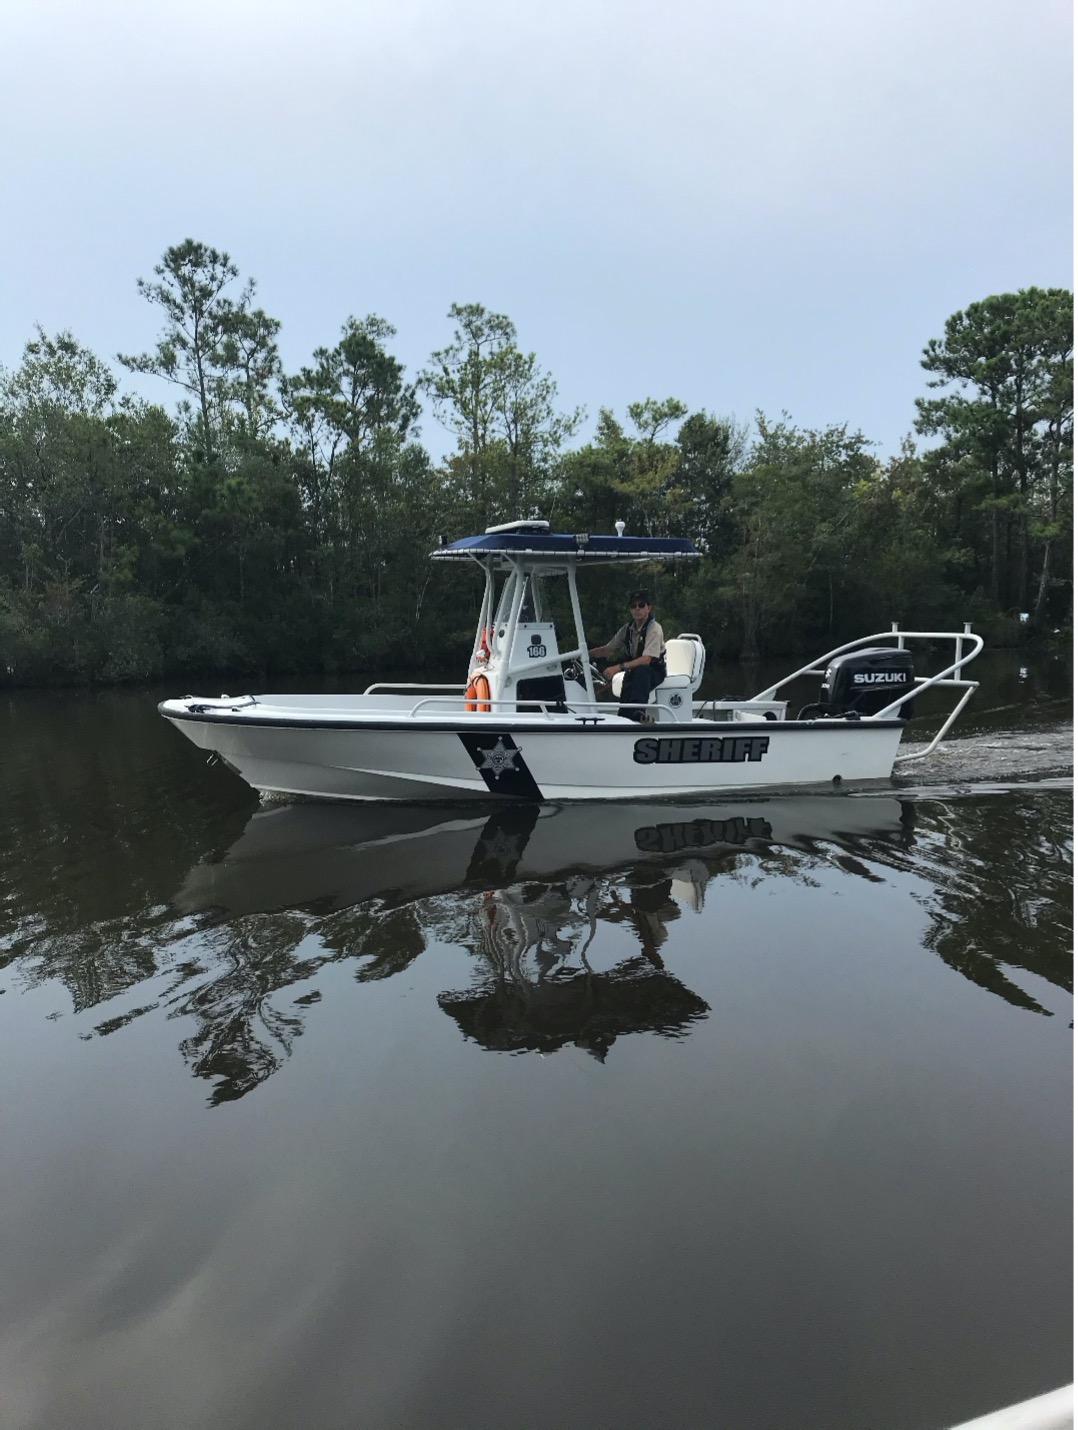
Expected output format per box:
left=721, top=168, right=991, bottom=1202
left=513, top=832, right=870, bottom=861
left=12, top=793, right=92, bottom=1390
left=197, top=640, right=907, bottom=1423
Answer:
left=458, top=732, right=544, bottom=799
left=465, top=804, right=543, bottom=883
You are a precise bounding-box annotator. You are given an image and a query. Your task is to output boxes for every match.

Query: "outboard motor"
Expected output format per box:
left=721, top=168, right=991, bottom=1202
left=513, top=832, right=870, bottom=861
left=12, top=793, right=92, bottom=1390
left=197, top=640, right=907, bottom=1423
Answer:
left=801, top=647, right=916, bottom=720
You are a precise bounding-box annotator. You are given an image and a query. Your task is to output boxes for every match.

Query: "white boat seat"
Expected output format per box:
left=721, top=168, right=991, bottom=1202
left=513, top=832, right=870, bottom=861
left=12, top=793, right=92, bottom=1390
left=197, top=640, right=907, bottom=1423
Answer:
left=662, top=635, right=705, bottom=691
left=609, top=633, right=706, bottom=701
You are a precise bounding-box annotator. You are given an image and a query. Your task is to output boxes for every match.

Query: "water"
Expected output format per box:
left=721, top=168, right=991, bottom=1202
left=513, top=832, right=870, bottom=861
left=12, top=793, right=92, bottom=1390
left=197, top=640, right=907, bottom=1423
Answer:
left=0, top=655, right=1071, bottom=1430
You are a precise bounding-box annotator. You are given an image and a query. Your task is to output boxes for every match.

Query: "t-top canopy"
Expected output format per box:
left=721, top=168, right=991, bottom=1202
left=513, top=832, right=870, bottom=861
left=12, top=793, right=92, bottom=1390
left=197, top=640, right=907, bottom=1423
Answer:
left=431, top=529, right=700, bottom=563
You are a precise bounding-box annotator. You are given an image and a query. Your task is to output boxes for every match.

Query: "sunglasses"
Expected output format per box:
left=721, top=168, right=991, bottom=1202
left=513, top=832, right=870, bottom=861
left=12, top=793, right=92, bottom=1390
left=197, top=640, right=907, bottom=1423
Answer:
left=630, top=601, right=650, bottom=609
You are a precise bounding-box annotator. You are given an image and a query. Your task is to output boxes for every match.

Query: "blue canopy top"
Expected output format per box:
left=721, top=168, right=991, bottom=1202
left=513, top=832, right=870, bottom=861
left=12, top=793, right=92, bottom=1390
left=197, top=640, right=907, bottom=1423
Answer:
left=431, top=529, right=699, bottom=564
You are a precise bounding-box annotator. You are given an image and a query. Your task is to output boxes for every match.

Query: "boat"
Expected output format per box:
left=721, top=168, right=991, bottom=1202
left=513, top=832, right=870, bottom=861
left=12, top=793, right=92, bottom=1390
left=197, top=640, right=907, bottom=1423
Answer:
left=159, top=520, right=983, bottom=802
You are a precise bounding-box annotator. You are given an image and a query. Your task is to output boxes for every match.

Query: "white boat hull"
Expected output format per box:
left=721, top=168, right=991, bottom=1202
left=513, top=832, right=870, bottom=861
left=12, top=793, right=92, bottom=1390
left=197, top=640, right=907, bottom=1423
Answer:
left=160, top=698, right=905, bottom=802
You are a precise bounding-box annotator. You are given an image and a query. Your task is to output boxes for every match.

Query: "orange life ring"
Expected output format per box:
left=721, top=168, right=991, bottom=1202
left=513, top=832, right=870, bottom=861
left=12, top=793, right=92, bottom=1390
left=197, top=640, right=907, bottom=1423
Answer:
left=465, top=673, right=491, bottom=713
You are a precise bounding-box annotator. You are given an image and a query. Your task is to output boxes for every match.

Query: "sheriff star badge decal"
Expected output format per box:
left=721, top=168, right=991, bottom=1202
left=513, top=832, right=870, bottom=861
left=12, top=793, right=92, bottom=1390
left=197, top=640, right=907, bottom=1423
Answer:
left=477, top=737, right=520, bottom=781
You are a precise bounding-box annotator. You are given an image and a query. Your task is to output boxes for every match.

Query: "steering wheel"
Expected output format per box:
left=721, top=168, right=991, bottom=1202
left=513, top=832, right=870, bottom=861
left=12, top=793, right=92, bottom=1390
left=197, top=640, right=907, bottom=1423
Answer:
left=563, top=658, right=608, bottom=688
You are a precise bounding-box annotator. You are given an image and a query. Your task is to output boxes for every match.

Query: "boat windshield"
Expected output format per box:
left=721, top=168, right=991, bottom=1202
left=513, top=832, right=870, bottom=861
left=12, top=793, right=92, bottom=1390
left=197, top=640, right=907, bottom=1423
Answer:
left=534, top=569, right=575, bottom=634
left=493, top=571, right=544, bottom=626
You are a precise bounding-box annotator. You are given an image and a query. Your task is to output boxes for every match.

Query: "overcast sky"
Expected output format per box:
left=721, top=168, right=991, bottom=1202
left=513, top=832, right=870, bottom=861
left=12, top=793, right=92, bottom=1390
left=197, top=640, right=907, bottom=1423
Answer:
left=2, top=0, right=1072, bottom=458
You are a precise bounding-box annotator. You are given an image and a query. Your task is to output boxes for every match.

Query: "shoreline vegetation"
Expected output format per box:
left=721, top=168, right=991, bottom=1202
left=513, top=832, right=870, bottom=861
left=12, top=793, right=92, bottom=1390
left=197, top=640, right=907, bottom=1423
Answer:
left=0, top=240, right=1071, bottom=689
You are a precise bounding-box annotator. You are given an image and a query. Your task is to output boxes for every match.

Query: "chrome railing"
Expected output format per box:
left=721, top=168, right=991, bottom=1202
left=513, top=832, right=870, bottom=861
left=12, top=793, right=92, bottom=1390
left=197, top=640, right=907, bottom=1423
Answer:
left=363, top=682, right=466, bottom=695
left=404, top=695, right=656, bottom=721
left=752, top=624, right=983, bottom=762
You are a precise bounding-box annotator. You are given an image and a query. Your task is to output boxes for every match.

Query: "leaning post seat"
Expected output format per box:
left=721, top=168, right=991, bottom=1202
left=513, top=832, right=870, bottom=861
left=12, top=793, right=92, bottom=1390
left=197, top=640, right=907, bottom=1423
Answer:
left=661, top=634, right=706, bottom=692
left=610, top=634, right=706, bottom=711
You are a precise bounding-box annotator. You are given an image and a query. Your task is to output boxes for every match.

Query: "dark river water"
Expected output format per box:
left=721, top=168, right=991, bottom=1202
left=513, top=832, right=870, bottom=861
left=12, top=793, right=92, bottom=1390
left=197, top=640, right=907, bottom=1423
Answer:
left=0, top=652, right=1071, bottom=1430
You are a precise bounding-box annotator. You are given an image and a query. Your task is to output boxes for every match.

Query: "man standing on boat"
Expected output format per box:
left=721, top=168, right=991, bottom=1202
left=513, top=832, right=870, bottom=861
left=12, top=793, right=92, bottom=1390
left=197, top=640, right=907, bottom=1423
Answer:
left=590, top=591, right=667, bottom=721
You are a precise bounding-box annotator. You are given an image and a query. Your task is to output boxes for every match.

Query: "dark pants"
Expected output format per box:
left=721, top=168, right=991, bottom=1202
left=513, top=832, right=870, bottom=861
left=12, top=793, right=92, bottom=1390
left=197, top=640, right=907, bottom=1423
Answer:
left=619, top=662, right=665, bottom=721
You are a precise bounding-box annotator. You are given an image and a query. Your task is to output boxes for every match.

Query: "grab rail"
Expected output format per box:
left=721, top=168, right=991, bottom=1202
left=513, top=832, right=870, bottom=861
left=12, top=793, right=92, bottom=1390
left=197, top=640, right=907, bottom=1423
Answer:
left=408, top=696, right=560, bottom=720
left=364, top=682, right=466, bottom=695
left=403, top=695, right=655, bottom=721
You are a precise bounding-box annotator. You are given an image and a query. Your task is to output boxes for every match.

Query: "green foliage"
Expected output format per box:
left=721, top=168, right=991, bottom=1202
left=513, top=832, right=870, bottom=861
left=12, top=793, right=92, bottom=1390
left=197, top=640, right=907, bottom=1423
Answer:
left=915, top=287, right=1073, bottom=625
left=716, top=417, right=872, bottom=655
left=0, top=251, right=1070, bottom=687
left=118, top=238, right=283, bottom=458
left=420, top=303, right=581, bottom=523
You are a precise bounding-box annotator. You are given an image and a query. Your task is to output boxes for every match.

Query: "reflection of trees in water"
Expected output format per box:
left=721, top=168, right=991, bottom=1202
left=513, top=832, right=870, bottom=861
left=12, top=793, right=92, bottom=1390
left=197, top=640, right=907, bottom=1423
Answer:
left=786, top=793, right=1069, bottom=1013
left=160, top=793, right=1076, bottom=1095
left=5, top=790, right=1070, bottom=1100
left=170, top=913, right=325, bottom=1105
left=906, top=795, right=1072, bottom=1014
left=325, top=905, right=426, bottom=984
left=168, top=900, right=430, bottom=1104
left=7, top=914, right=167, bottom=1015
left=0, top=688, right=250, bottom=1008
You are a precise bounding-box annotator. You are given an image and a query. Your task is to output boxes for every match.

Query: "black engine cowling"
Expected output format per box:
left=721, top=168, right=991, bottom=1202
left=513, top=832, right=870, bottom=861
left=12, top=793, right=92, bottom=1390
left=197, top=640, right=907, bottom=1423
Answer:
left=818, top=647, right=916, bottom=718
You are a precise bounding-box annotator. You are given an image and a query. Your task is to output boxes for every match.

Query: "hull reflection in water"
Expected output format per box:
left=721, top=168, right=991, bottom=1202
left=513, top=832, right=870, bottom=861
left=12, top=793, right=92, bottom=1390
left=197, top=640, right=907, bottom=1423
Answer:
left=176, top=795, right=911, bottom=1069
left=177, top=794, right=910, bottom=917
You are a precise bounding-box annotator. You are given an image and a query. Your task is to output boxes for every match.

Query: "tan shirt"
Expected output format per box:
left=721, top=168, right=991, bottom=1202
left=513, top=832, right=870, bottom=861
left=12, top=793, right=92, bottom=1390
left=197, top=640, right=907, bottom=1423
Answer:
left=605, top=619, right=664, bottom=662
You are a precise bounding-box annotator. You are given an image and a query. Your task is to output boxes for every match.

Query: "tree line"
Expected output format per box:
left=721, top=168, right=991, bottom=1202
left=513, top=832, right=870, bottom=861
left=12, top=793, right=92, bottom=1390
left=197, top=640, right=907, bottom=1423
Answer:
left=0, top=239, right=1071, bottom=685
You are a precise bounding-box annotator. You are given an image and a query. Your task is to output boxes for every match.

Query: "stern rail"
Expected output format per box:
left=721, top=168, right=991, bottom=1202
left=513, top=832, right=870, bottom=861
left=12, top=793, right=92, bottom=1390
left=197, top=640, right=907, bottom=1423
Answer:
left=752, top=623, right=983, bottom=763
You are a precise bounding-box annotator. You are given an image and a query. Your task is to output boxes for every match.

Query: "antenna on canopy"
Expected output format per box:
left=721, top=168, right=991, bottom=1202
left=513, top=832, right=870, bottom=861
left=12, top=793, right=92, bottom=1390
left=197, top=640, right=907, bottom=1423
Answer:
left=614, top=519, right=626, bottom=537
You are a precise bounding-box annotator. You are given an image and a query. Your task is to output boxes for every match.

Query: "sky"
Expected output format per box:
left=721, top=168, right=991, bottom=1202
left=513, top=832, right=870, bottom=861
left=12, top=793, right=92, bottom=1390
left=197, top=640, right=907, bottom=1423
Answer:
left=2, top=0, right=1072, bottom=460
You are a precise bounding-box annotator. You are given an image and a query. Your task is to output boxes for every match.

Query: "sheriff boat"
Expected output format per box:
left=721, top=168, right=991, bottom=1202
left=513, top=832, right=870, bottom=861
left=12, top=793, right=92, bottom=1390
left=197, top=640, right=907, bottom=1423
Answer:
left=159, top=520, right=982, bottom=802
